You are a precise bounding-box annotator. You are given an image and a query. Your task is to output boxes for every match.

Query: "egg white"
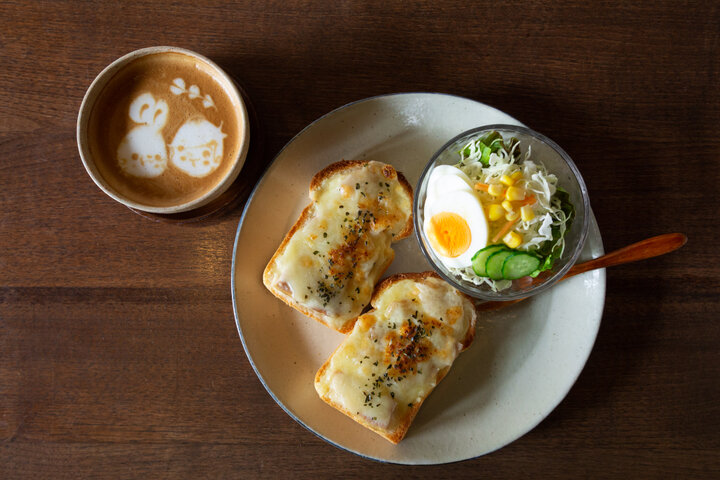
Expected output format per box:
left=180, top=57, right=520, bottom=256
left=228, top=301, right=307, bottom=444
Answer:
left=426, top=165, right=473, bottom=200
left=423, top=189, right=489, bottom=269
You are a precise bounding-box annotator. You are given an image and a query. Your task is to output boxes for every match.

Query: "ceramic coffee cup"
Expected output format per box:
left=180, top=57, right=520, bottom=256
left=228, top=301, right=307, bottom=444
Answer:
left=77, top=46, right=250, bottom=214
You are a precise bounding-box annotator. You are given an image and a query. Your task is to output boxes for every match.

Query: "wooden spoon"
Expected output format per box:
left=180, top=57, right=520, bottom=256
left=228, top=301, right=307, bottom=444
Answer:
left=476, top=233, right=688, bottom=312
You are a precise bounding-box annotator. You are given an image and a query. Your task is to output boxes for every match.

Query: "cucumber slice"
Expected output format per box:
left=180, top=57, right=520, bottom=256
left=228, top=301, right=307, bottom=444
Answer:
left=486, top=250, right=514, bottom=280
left=501, top=252, right=542, bottom=280
left=471, top=245, right=507, bottom=277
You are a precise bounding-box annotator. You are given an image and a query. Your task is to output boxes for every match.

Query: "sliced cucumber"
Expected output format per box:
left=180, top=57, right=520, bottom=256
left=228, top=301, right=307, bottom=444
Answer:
left=486, top=250, right=515, bottom=280
left=501, top=252, right=542, bottom=280
left=471, top=245, right=507, bottom=277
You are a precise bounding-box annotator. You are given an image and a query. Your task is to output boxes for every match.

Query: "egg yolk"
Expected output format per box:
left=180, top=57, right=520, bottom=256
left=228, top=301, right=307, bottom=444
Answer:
left=427, top=212, right=472, bottom=258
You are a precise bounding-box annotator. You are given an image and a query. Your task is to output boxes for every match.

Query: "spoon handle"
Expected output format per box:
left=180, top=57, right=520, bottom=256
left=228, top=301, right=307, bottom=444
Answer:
left=476, top=233, right=687, bottom=312
left=564, top=232, right=687, bottom=279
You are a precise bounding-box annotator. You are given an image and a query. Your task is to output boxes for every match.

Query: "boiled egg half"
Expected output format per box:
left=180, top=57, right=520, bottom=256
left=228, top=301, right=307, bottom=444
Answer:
left=423, top=165, right=489, bottom=268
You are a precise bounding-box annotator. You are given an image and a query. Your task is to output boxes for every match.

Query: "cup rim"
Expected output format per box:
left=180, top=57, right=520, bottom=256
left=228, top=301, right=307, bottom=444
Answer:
left=413, top=124, right=591, bottom=301
left=76, top=46, right=250, bottom=214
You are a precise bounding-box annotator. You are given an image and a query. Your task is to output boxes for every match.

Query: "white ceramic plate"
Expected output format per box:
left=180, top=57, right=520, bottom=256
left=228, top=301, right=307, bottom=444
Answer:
left=232, top=93, right=605, bottom=464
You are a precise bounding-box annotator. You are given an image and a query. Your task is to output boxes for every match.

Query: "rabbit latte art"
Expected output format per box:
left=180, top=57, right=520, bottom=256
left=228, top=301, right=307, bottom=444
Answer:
left=87, top=52, right=244, bottom=208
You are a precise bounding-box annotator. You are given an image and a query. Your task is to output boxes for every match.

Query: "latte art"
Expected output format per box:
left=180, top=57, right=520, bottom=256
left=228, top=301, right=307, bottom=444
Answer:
left=169, top=77, right=216, bottom=109
left=117, top=78, right=228, bottom=180
left=117, top=93, right=169, bottom=178
left=86, top=51, right=245, bottom=209
left=169, top=118, right=226, bottom=177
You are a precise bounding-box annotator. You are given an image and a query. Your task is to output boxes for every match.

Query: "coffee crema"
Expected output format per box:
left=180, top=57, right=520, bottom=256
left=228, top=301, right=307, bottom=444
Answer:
left=87, top=52, right=244, bottom=208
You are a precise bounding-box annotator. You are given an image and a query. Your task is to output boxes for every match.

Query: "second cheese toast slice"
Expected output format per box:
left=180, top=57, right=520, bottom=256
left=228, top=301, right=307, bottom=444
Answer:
left=314, top=272, right=476, bottom=443
left=263, top=160, right=413, bottom=333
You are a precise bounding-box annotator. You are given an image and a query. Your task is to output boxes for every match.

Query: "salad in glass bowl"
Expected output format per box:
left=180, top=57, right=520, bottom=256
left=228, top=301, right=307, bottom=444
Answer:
left=414, top=125, right=590, bottom=301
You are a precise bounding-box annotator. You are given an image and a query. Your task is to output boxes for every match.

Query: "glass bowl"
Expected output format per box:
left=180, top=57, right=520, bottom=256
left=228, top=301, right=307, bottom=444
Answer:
left=413, top=124, right=590, bottom=301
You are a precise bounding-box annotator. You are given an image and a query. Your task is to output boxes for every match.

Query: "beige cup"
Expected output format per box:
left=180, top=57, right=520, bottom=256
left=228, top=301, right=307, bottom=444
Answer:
left=77, top=46, right=250, bottom=214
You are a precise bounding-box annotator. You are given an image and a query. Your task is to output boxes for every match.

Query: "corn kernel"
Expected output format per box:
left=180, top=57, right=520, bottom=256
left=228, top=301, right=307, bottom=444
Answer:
left=506, top=186, right=525, bottom=201
left=521, top=205, right=535, bottom=222
left=501, top=200, right=514, bottom=212
left=506, top=210, right=520, bottom=221
left=511, top=170, right=523, bottom=181
left=488, top=204, right=505, bottom=221
left=488, top=184, right=504, bottom=196
left=503, top=231, right=522, bottom=249
left=500, top=174, right=515, bottom=186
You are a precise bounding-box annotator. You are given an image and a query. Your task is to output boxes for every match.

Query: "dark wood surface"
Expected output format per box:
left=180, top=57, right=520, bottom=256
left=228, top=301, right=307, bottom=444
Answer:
left=1, top=1, right=718, bottom=478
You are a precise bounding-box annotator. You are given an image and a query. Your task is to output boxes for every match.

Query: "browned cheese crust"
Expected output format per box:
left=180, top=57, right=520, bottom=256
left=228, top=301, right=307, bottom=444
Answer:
left=309, top=159, right=414, bottom=240
left=262, top=160, right=414, bottom=333
left=314, top=271, right=477, bottom=443
left=372, top=271, right=476, bottom=352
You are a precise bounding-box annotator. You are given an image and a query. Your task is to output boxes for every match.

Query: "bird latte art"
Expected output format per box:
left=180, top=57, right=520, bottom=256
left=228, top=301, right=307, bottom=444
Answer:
left=86, top=51, right=244, bottom=208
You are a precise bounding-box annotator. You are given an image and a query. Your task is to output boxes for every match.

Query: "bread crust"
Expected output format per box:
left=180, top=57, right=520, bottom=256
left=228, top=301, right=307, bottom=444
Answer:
left=314, top=271, right=477, bottom=443
left=263, top=160, right=413, bottom=333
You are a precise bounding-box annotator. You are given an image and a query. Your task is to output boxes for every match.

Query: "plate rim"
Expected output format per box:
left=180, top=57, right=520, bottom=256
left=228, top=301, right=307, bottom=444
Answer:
left=231, top=92, right=606, bottom=464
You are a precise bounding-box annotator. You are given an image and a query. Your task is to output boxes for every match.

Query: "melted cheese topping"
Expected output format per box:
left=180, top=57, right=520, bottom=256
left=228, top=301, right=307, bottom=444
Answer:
left=315, top=276, right=475, bottom=435
left=270, top=161, right=411, bottom=331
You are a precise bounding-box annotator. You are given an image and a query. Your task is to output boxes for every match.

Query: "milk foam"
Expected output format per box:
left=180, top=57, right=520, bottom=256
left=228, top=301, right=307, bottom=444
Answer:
left=116, top=77, right=226, bottom=179
left=117, top=93, right=169, bottom=177
left=170, top=118, right=226, bottom=177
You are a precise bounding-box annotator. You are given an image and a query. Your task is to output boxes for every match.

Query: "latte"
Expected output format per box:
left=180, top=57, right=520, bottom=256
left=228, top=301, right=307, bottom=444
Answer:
left=81, top=48, right=248, bottom=211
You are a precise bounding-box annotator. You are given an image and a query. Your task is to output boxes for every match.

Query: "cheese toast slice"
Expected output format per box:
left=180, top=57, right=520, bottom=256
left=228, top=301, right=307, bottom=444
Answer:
left=262, top=160, right=413, bottom=333
left=314, top=272, right=476, bottom=444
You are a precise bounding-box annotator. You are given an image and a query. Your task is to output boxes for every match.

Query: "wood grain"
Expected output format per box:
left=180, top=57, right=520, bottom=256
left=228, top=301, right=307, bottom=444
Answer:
left=1, top=0, right=718, bottom=478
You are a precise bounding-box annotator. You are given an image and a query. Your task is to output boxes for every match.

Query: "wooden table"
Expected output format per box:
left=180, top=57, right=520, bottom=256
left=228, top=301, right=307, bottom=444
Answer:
left=1, top=1, right=718, bottom=477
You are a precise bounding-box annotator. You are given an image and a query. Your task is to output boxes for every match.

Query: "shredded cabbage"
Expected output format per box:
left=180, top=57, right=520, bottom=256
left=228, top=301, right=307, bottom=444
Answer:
left=453, top=266, right=513, bottom=292
left=449, top=133, right=573, bottom=290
